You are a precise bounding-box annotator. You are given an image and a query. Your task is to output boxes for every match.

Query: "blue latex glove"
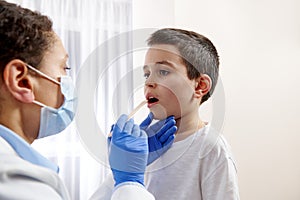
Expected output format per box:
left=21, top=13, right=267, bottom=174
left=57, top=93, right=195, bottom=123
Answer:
left=140, top=113, right=177, bottom=165
left=108, top=114, right=148, bottom=186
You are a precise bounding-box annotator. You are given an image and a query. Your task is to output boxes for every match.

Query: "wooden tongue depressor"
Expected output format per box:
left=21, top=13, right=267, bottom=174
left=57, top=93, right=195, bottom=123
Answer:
left=127, top=100, right=148, bottom=119
left=108, top=100, right=147, bottom=137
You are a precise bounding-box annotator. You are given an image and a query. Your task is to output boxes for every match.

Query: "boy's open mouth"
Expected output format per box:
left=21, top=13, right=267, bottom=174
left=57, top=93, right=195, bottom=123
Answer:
left=147, top=97, right=159, bottom=104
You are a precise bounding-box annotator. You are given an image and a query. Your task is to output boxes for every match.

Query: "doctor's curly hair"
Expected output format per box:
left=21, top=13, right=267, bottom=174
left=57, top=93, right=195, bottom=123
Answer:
left=0, top=0, right=55, bottom=78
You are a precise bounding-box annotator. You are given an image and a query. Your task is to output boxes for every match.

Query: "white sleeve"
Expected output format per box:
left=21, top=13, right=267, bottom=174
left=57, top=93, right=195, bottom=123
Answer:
left=112, top=182, right=155, bottom=200
left=89, top=173, right=154, bottom=200
left=0, top=174, right=65, bottom=200
left=89, top=173, right=114, bottom=200
left=0, top=156, right=70, bottom=200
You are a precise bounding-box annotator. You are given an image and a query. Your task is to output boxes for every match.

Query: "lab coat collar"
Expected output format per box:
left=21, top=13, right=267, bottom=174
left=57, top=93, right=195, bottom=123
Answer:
left=0, top=125, right=59, bottom=173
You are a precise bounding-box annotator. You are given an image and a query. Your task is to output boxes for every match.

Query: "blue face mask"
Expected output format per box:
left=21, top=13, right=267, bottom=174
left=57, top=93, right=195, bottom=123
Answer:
left=27, top=64, right=77, bottom=139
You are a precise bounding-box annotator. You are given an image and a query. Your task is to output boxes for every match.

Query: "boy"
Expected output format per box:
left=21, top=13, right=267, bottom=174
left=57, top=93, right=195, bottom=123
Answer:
left=143, top=28, right=240, bottom=200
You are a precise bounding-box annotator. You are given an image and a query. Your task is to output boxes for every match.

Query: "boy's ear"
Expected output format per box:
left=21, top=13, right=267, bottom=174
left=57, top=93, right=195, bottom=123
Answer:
left=194, top=74, right=212, bottom=99
left=3, top=59, right=35, bottom=103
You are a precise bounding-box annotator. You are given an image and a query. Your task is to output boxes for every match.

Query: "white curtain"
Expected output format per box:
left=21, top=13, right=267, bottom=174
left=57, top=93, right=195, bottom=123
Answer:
left=8, top=0, right=133, bottom=199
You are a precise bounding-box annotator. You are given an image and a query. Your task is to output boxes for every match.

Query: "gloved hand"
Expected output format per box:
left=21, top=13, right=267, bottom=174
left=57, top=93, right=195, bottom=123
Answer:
left=108, top=114, right=148, bottom=186
left=140, top=113, right=177, bottom=165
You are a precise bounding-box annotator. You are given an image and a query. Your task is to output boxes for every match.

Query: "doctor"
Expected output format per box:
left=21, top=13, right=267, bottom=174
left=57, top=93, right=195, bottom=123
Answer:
left=0, top=1, right=176, bottom=199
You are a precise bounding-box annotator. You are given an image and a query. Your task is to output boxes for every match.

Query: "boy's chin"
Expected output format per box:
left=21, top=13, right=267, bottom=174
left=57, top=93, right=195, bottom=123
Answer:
left=151, top=105, right=169, bottom=120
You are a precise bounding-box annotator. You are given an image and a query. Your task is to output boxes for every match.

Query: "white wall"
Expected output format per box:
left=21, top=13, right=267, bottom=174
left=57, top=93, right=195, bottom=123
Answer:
left=133, top=0, right=300, bottom=199
left=133, top=0, right=175, bottom=29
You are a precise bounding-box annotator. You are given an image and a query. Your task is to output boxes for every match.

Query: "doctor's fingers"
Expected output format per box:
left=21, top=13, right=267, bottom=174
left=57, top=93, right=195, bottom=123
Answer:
left=156, top=118, right=176, bottom=139
left=115, top=114, right=128, bottom=131
left=161, top=133, right=175, bottom=149
left=150, top=115, right=175, bottom=133
left=139, top=112, right=154, bottom=129
left=131, top=124, right=143, bottom=137
left=158, top=125, right=177, bottom=144
left=123, top=118, right=135, bottom=134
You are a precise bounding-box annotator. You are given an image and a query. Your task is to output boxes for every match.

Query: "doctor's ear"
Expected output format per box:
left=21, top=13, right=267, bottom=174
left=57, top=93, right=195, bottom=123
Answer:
left=194, top=74, right=212, bottom=99
left=3, top=59, right=35, bottom=103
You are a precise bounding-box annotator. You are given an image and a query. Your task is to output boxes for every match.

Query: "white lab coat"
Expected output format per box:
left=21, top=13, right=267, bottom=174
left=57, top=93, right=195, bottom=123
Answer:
left=0, top=137, right=154, bottom=200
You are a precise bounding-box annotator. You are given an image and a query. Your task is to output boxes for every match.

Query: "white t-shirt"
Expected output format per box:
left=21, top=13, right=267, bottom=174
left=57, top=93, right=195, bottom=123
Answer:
left=145, top=124, right=240, bottom=200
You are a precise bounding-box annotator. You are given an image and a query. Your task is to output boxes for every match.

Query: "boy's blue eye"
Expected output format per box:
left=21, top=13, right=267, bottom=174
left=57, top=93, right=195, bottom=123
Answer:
left=144, top=73, right=150, bottom=79
left=159, top=70, right=169, bottom=76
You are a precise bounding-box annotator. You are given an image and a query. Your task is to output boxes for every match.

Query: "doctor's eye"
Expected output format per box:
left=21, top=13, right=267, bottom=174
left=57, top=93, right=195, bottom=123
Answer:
left=64, top=66, right=71, bottom=70
left=159, top=70, right=170, bottom=76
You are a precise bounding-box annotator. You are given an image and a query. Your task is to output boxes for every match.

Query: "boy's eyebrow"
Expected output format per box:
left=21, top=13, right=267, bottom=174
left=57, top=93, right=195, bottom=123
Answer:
left=143, top=60, right=176, bottom=70
left=157, top=60, right=176, bottom=68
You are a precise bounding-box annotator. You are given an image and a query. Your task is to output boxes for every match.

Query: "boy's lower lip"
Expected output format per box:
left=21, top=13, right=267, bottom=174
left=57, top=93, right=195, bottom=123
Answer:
left=147, top=101, right=159, bottom=108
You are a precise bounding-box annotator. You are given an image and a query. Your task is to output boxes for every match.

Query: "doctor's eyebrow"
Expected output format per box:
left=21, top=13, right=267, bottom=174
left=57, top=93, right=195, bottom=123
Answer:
left=143, top=65, right=149, bottom=70
left=60, top=54, right=69, bottom=64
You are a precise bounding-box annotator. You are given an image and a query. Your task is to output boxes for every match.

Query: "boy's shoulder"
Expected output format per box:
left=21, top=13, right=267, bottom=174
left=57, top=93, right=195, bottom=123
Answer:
left=195, top=125, right=235, bottom=162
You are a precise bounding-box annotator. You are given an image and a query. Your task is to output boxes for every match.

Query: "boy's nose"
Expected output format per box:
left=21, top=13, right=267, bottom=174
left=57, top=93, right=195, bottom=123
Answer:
left=145, top=81, right=157, bottom=88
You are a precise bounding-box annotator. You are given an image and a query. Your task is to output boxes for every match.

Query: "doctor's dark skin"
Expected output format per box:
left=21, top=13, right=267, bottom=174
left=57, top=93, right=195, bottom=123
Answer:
left=0, top=2, right=68, bottom=143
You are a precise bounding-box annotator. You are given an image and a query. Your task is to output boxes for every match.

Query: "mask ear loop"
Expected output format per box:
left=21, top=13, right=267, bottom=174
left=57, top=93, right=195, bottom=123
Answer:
left=32, top=100, right=48, bottom=107
left=26, top=64, right=61, bottom=108
left=26, top=64, right=60, bottom=85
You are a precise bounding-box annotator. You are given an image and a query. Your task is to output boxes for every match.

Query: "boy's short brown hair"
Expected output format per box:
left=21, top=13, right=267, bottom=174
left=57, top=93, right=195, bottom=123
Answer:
left=147, top=28, right=219, bottom=104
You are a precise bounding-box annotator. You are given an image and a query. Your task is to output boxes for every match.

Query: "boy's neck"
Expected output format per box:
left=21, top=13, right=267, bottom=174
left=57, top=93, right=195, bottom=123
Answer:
left=174, top=112, right=206, bottom=142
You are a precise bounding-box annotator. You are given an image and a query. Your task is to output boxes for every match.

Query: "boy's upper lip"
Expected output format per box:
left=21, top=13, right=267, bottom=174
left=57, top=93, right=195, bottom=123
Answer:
left=145, top=92, right=159, bottom=102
